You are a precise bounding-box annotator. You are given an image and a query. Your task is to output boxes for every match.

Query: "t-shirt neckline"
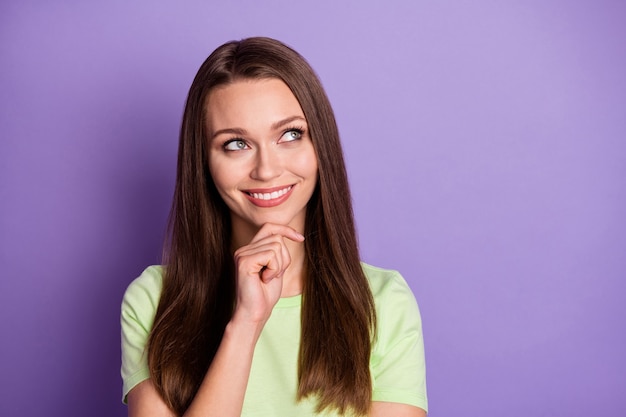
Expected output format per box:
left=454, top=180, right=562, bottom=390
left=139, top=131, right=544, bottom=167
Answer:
left=275, top=293, right=302, bottom=308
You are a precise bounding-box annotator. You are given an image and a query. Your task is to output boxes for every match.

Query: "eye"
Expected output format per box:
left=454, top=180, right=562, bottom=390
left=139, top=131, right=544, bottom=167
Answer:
left=223, top=139, right=248, bottom=151
left=280, top=128, right=303, bottom=143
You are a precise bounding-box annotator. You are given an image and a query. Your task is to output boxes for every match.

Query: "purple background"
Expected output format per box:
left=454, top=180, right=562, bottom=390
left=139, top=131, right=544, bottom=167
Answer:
left=1, top=1, right=625, bottom=416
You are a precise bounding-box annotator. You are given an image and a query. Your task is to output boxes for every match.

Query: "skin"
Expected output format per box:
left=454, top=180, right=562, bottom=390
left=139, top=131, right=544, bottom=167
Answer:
left=127, top=79, right=426, bottom=417
left=207, top=78, right=318, bottom=297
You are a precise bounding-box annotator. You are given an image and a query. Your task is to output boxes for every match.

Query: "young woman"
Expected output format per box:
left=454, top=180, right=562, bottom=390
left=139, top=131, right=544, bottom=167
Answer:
left=121, top=37, right=427, bottom=417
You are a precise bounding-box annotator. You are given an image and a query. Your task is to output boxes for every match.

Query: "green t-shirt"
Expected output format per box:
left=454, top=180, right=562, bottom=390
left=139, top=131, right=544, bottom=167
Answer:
left=121, top=263, right=428, bottom=415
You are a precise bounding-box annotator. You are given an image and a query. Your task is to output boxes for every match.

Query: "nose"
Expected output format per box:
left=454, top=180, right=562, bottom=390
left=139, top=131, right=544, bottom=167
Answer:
left=250, top=145, right=282, bottom=181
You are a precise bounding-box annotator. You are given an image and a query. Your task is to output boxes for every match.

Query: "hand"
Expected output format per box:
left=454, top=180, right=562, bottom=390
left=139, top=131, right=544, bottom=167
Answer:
left=231, top=223, right=305, bottom=325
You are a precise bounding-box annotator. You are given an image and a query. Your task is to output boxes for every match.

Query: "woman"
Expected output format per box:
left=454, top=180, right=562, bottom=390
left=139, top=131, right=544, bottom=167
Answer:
left=121, top=37, right=427, bottom=417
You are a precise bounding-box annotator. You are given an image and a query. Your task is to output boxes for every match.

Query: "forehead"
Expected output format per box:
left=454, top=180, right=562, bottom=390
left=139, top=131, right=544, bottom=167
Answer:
left=205, top=78, right=305, bottom=131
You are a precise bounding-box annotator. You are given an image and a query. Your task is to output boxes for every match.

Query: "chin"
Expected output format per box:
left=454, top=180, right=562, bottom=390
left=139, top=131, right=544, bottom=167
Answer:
left=255, top=216, right=296, bottom=228
left=249, top=211, right=302, bottom=228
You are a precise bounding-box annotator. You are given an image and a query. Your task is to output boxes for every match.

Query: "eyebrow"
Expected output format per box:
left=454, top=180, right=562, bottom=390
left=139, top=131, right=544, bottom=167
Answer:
left=271, top=115, right=307, bottom=130
left=210, top=115, right=307, bottom=140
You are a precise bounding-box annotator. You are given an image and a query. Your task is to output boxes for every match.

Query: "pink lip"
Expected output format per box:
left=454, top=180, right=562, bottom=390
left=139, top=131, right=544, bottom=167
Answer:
left=242, top=184, right=295, bottom=208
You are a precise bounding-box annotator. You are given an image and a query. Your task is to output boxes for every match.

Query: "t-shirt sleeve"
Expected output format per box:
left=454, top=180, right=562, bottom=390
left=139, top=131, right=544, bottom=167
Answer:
left=120, top=266, right=163, bottom=403
left=369, top=269, right=428, bottom=413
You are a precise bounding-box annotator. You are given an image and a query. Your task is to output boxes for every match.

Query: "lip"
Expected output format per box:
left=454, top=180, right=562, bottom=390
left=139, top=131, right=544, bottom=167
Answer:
left=242, top=184, right=294, bottom=208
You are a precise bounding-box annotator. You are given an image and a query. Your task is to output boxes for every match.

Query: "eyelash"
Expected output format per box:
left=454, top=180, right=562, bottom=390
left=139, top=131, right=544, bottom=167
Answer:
left=282, top=126, right=305, bottom=141
left=222, top=138, right=248, bottom=151
left=221, top=126, right=306, bottom=151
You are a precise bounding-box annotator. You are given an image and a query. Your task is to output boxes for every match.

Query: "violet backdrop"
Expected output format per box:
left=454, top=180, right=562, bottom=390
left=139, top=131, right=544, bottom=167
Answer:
left=1, top=1, right=624, bottom=416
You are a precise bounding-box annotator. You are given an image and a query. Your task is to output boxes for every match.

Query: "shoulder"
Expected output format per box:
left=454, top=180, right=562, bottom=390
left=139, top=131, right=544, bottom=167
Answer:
left=361, top=262, right=416, bottom=304
left=361, top=262, right=423, bottom=337
left=124, top=265, right=164, bottom=298
left=121, top=265, right=164, bottom=324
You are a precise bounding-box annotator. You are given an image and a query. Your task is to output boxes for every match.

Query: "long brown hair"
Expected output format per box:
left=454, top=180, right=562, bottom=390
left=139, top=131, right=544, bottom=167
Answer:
left=148, top=37, right=376, bottom=416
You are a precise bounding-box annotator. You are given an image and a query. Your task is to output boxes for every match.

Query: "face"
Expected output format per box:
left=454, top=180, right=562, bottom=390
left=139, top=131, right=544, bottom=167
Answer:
left=206, top=78, right=318, bottom=235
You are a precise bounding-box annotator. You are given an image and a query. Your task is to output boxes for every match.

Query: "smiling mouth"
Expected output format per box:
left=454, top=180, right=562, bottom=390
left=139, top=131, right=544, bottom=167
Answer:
left=245, top=185, right=293, bottom=201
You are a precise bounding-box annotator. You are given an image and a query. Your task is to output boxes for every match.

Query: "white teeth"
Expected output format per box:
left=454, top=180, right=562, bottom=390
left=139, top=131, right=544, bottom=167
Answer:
left=250, top=186, right=291, bottom=200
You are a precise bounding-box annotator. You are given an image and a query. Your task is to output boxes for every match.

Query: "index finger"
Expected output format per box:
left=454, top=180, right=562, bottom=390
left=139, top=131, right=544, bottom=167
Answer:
left=251, top=223, right=305, bottom=244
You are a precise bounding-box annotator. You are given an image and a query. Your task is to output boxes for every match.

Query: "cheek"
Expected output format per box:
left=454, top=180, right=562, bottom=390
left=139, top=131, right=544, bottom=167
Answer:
left=208, top=156, right=233, bottom=194
left=293, top=145, right=319, bottom=178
